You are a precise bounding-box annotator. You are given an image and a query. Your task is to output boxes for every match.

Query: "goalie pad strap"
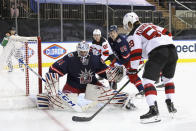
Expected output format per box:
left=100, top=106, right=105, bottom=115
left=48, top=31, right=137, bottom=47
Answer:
left=37, top=94, right=49, bottom=110
left=45, top=73, right=59, bottom=96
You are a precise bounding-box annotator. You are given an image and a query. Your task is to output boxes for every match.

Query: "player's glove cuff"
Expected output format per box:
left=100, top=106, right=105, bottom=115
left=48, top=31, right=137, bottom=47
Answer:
left=127, top=69, right=138, bottom=75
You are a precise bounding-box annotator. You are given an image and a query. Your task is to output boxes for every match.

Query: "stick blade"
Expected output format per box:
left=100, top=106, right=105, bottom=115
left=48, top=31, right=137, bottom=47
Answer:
left=72, top=116, right=92, bottom=122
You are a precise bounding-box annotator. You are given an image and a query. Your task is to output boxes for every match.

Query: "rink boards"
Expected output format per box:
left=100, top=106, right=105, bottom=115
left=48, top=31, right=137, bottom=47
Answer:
left=25, top=40, right=196, bottom=68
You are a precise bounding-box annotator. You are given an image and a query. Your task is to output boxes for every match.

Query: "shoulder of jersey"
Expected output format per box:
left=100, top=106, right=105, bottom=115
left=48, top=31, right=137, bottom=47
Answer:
left=67, top=51, right=76, bottom=58
left=89, top=52, right=100, bottom=59
left=117, top=35, right=126, bottom=43
left=89, top=51, right=97, bottom=57
left=92, top=37, right=106, bottom=46
left=127, top=23, right=142, bottom=36
left=100, top=37, right=107, bottom=46
left=116, top=35, right=122, bottom=43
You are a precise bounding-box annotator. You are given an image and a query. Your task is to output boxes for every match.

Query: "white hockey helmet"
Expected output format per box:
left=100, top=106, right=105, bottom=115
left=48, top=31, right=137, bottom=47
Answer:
left=77, top=41, right=90, bottom=57
left=93, top=29, right=101, bottom=36
left=123, top=12, right=139, bottom=30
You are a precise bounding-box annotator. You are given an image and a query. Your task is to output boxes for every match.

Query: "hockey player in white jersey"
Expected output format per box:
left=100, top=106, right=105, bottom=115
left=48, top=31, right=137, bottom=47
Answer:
left=1, top=27, right=24, bottom=72
left=91, top=29, right=117, bottom=89
left=123, top=12, right=178, bottom=123
left=91, top=29, right=113, bottom=62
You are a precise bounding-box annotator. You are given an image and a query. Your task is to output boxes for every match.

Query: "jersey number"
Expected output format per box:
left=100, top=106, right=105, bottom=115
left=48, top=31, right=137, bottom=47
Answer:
left=103, top=44, right=108, bottom=49
left=128, top=40, right=134, bottom=48
left=142, top=26, right=161, bottom=40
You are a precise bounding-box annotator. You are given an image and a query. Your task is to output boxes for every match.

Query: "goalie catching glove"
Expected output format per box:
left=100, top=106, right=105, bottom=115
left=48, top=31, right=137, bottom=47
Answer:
left=106, top=65, right=126, bottom=82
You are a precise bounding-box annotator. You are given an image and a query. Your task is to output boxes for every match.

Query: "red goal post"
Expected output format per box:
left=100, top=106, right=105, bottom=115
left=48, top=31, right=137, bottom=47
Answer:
left=24, top=36, right=42, bottom=95
left=0, top=35, right=43, bottom=96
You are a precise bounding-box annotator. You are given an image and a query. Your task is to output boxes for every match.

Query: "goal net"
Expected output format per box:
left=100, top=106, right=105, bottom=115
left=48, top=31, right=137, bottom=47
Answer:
left=0, top=35, right=42, bottom=109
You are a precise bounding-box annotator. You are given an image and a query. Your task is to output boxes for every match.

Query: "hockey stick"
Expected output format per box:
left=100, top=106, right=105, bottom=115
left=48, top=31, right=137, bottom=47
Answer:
left=18, top=59, right=83, bottom=112
left=72, top=63, right=145, bottom=122
left=72, top=80, right=130, bottom=122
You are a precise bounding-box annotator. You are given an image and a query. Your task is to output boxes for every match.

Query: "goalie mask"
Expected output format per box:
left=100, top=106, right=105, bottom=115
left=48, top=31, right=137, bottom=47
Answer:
left=77, top=41, right=90, bottom=65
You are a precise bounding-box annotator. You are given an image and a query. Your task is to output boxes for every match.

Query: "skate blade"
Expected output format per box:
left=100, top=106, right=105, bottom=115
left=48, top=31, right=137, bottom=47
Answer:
left=140, top=116, right=161, bottom=124
left=155, top=83, right=164, bottom=88
left=169, top=112, right=176, bottom=119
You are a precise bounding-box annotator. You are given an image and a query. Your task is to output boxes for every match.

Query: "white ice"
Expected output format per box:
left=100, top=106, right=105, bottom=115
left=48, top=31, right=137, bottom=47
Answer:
left=0, top=63, right=196, bottom=131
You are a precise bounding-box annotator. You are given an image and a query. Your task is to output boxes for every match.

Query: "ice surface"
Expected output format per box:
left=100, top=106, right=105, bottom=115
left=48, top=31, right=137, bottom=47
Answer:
left=0, top=63, right=196, bottom=131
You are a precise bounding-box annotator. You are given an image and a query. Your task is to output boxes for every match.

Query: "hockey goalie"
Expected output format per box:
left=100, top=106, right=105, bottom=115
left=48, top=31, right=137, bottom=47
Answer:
left=37, top=41, right=136, bottom=112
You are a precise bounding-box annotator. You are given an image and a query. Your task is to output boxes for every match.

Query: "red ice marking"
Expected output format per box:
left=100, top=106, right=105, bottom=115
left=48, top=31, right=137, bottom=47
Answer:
left=43, top=110, right=70, bottom=131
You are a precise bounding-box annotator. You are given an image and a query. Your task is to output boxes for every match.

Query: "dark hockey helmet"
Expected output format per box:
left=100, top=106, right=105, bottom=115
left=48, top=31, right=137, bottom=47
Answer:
left=77, top=41, right=90, bottom=58
left=9, top=27, right=16, bottom=35
left=109, top=25, right=118, bottom=32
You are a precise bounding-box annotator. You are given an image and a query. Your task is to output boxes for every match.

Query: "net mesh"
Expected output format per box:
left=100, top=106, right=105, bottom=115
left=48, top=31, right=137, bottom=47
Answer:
left=0, top=36, right=42, bottom=109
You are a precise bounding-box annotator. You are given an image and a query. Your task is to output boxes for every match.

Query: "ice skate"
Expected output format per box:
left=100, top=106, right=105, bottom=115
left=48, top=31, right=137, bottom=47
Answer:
left=165, top=99, right=177, bottom=113
left=140, top=102, right=161, bottom=124
left=135, top=90, right=144, bottom=98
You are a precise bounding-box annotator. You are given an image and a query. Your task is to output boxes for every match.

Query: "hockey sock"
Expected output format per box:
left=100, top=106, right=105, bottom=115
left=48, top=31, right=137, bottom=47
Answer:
left=144, top=83, right=157, bottom=106
left=134, top=77, right=144, bottom=92
left=165, top=82, right=175, bottom=101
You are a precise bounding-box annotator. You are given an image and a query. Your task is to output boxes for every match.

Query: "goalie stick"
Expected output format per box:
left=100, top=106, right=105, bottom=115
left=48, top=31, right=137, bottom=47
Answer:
left=72, top=63, right=145, bottom=122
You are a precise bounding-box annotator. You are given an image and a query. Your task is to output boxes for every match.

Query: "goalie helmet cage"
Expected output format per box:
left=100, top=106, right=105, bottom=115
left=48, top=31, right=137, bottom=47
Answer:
left=0, top=36, right=43, bottom=96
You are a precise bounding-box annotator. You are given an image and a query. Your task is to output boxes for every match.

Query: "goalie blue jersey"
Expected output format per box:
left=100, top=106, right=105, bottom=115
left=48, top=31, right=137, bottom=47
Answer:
left=49, top=51, right=108, bottom=90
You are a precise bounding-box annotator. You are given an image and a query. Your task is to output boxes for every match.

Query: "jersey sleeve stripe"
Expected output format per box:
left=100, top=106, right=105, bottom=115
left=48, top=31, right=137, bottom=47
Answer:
left=131, top=56, right=142, bottom=61
left=103, top=50, right=109, bottom=56
left=50, top=65, right=64, bottom=76
left=130, top=49, right=142, bottom=60
left=96, top=67, right=109, bottom=75
left=130, top=49, right=142, bottom=55
left=122, top=53, right=130, bottom=59
left=130, top=53, right=142, bottom=61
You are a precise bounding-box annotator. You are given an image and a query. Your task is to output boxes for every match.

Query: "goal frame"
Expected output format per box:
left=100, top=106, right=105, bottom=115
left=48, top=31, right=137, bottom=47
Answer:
left=25, top=36, right=42, bottom=96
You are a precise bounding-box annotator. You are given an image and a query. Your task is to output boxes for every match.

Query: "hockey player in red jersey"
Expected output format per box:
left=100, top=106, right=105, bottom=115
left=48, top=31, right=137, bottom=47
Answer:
left=108, top=25, right=144, bottom=96
left=123, top=12, right=178, bottom=123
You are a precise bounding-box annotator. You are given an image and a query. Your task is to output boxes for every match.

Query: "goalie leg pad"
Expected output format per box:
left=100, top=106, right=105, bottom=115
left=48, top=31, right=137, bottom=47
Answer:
left=37, top=93, right=49, bottom=110
left=45, top=73, right=59, bottom=96
left=85, top=84, right=132, bottom=108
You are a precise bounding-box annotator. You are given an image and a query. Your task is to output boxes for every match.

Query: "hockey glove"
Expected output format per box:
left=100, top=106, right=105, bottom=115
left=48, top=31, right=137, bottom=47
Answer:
left=106, top=65, right=126, bottom=82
